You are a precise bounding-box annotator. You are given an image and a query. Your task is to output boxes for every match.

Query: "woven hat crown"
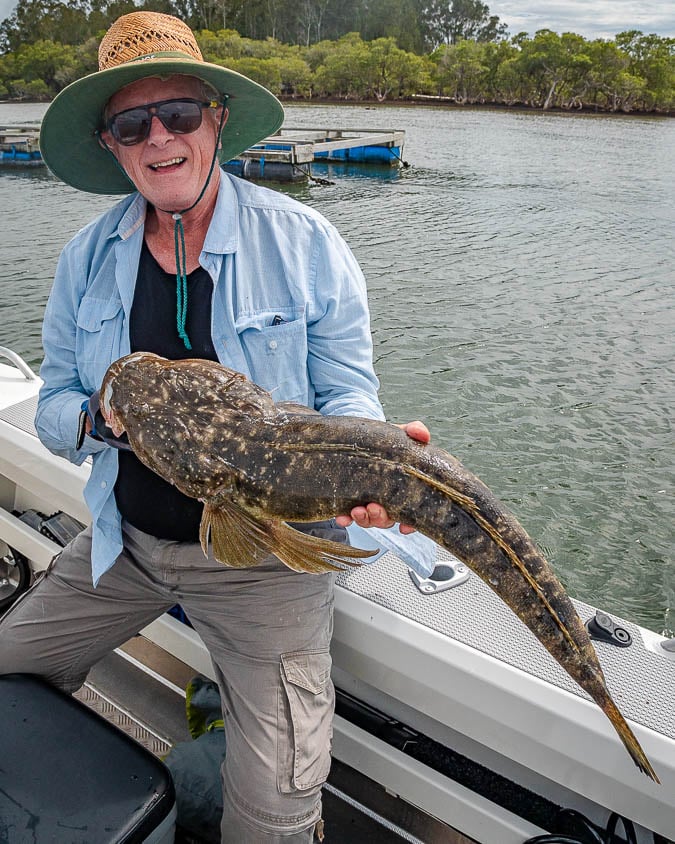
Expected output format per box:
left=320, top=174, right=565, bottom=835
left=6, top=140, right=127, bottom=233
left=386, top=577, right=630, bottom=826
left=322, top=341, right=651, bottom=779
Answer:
left=98, top=11, right=204, bottom=71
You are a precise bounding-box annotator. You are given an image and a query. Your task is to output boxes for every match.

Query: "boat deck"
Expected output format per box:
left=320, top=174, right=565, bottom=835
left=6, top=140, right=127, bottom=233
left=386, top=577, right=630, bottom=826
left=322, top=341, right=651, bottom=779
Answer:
left=76, top=638, right=465, bottom=843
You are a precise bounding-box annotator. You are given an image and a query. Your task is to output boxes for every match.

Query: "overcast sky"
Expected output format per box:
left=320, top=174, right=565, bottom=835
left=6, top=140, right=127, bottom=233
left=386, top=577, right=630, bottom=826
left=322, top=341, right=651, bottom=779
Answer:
left=489, top=0, right=675, bottom=40
left=0, top=0, right=673, bottom=41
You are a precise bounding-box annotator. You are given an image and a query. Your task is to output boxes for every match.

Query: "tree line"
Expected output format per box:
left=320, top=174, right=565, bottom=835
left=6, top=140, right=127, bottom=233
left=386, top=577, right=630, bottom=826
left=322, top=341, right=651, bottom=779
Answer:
left=0, top=0, right=673, bottom=113
left=1, top=0, right=508, bottom=54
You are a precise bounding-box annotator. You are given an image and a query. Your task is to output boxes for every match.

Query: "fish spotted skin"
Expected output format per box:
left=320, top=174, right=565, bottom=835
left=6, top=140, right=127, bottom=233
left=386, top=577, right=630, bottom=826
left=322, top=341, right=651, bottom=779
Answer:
left=100, top=352, right=659, bottom=783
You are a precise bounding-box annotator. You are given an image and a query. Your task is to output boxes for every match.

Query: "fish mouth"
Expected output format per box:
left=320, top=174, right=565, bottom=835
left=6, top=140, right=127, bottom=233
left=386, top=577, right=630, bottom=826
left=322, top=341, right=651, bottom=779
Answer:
left=100, top=352, right=156, bottom=436
left=100, top=382, right=126, bottom=437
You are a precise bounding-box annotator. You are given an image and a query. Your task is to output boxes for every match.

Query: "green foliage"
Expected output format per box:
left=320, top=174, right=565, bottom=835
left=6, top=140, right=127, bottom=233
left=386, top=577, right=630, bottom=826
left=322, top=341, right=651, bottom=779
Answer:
left=226, top=56, right=283, bottom=93
left=10, top=77, right=50, bottom=99
left=308, top=32, right=431, bottom=100
left=313, top=32, right=370, bottom=98
left=513, top=30, right=594, bottom=109
left=615, top=30, right=675, bottom=109
left=197, top=28, right=248, bottom=61
left=363, top=37, right=429, bottom=100
left=434, top=39, right=488, bottom=101
left=275, top=54, right=313, bottom=97
left=424, top=0, right=507, bottom=49
left=0, top=0, right=672, bottom=112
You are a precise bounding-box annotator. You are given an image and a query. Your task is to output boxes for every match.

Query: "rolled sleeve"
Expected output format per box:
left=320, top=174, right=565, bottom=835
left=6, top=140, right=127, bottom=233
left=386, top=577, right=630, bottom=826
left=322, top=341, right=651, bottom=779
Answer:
left=347, top=524, right=438, bottom=577
left=308, top=224, right=384, bottom=421
left=35, top=232, right=111, bottom=463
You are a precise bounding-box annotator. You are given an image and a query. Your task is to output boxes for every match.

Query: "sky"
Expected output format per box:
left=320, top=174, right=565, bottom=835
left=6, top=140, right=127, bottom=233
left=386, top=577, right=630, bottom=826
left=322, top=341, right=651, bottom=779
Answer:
left=489, top=0, right=675, bottom=41
left=0, top=0, right=673, bottom=41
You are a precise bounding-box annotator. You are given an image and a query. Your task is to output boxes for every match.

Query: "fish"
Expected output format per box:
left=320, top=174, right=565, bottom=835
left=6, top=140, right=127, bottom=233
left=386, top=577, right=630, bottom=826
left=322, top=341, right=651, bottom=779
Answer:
left=100, top=351, right=659, bottom=783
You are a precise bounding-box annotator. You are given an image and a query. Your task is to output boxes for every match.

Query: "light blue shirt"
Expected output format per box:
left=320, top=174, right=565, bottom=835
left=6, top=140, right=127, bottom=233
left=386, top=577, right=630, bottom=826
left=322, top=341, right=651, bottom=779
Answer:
left=36, top=172, right=436, bottom=584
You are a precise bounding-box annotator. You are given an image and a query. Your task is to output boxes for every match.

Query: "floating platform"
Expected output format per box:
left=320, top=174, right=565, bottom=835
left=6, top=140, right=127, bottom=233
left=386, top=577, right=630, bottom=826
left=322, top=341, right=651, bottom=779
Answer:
left=0, top=126, right=43, bottom=166
left=0, top=125, right=405, bottom=181
left=225, top=127, right=405, bottom=181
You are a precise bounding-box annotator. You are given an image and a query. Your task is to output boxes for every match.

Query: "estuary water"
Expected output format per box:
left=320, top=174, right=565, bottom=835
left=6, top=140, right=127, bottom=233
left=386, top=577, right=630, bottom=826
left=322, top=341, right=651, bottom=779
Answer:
left=0, top=101, right=673, bottom=633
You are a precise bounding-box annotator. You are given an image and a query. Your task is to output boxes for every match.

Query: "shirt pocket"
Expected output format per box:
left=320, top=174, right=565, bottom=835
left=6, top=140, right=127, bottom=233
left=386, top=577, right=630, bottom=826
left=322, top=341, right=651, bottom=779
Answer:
left=236, top=310, right=309, bottom=403
left=277, top=649, right=334, bottom=793
left=75, top=297, right=124, bottom=389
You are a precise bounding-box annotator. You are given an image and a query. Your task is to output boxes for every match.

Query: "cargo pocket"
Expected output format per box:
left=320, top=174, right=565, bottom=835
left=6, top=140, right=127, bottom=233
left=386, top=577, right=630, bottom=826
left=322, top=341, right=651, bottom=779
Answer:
left=277, top=649, right=334, bottom=793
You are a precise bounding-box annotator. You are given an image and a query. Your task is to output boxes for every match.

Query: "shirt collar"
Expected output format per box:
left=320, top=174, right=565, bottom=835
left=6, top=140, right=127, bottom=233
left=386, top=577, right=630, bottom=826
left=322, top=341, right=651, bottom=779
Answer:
left=116, top=193, right=146, bottom=241
left=112, top=171, right=239, bottom=254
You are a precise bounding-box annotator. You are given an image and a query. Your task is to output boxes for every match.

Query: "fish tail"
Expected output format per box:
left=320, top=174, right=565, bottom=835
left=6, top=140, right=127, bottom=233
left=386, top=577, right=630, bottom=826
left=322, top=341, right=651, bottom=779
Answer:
left=401, top=462, right=660, bottom=782
left=602, top=695, right=660, bottom=783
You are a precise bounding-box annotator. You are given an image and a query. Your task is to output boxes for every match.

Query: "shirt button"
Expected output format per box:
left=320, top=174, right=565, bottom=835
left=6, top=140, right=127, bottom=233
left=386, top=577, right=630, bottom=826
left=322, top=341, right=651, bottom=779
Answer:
left=269, top=340, right=278, bottom=350
left=101, top=481, right=107, bottom=489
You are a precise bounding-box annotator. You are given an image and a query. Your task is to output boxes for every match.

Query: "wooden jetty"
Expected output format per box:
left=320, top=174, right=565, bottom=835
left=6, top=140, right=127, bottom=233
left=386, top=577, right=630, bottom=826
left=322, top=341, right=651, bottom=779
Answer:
left=0, top=125, right=405, bottom=181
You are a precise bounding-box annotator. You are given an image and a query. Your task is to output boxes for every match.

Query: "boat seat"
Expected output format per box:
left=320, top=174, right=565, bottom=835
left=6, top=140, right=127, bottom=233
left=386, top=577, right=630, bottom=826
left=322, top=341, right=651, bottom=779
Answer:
left=0, top=673, right=176, bottom=843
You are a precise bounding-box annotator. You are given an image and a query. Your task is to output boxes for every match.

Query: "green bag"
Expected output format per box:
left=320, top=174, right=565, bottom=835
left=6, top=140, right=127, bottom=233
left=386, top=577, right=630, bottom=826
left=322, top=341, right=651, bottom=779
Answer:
left=164, top=676, right=226, bottom=843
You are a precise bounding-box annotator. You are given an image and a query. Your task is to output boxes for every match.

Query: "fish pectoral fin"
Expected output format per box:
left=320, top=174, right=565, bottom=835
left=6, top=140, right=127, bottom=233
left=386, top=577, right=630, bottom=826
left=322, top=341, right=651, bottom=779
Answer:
left=268, top=521, right=376, bottom=574
left=200, top=500, right=376, bottom=574
left=200, top=500, right=268, bottom=568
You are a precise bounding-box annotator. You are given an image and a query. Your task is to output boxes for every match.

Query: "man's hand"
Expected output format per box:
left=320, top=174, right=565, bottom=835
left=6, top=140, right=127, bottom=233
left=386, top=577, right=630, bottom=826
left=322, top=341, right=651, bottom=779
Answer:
left=335, top=420, right=430, bottom=534
left=77, top=391, right=132, bottom=451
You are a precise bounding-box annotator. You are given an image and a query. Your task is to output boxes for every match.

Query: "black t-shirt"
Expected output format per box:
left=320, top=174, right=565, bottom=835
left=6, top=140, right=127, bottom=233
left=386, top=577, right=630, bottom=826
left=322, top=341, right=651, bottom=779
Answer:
left=114, top=240, right=218, bottom=541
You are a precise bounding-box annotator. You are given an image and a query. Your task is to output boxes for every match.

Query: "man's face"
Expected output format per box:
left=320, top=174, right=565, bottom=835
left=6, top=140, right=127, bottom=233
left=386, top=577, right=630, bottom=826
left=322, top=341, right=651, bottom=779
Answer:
left=101, top=74, right=226, bottom=212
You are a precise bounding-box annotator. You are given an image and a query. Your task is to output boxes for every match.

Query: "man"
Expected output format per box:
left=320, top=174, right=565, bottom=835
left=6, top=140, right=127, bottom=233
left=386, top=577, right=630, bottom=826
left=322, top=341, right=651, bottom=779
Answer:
left=0, top=12, right=433, bottom=842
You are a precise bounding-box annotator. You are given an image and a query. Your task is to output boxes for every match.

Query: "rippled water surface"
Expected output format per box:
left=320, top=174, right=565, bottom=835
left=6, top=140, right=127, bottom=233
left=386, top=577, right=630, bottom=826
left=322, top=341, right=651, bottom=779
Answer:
left=1, top=102, right=673, bottom=632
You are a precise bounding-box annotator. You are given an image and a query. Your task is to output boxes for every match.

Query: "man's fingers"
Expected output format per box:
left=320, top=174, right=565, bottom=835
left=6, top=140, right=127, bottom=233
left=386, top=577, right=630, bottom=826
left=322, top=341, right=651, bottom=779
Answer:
left=336, top=422, right=430, bottom=532
left=398, top=420, right=430, bottom=444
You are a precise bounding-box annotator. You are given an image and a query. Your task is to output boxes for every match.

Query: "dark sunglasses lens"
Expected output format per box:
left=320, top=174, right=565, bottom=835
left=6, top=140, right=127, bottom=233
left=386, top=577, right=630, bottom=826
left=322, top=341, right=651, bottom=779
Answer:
left=157, top=101, right=203, bottom=134
left=111, top=101, right=205, bottom=146
left=113, top=108, right=152, bottom=145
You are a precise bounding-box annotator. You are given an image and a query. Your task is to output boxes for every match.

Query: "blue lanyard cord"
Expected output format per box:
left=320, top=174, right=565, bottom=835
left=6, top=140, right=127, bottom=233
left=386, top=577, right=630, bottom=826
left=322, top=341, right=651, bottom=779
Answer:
left=173, top=212, right=191, bottom=349
left=96, top=98, right=229, bottom=350
left=168, top=101, right=228, bottom=350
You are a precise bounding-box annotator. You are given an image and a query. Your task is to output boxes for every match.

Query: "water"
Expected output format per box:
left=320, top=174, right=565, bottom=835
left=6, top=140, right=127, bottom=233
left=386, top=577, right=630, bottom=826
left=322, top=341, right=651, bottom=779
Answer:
left=1, top=101, right=673, bottom=633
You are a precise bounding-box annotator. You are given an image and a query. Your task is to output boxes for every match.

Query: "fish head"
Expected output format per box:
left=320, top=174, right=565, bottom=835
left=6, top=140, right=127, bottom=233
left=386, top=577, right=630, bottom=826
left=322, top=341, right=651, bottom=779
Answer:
left=100, top=352, right=164, bottom=437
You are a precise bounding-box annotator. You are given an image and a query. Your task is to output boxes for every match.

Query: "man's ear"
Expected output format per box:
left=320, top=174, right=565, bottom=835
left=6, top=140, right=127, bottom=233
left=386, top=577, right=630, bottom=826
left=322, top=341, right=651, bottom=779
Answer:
left=96, top=129, right=116, bottom=154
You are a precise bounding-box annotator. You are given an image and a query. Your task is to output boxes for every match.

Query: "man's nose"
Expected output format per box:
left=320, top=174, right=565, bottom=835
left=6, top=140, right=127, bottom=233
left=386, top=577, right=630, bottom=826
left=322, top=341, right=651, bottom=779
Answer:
left=146, top=112, right=172, bottom=143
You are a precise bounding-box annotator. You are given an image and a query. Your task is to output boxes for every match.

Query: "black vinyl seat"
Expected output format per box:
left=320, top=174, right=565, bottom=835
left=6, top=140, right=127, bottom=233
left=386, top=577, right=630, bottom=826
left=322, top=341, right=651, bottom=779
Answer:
left=0, top=673, right=176, bottom=843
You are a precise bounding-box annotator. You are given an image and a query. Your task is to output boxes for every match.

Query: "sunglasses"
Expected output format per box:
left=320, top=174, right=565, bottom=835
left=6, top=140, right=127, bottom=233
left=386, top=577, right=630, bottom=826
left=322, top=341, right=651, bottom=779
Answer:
left=106, top=97, right=221, bottom=146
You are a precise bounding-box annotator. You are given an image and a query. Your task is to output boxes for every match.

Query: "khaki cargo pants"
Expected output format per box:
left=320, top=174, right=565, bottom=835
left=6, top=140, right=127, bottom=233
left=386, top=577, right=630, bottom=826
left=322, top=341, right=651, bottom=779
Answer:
left=0, top=520, right=339, bottom=842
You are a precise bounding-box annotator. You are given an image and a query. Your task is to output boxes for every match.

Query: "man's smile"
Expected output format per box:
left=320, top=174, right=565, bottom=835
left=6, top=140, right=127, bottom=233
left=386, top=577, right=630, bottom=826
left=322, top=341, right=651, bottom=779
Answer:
left=149, top=157, right=186, bottom=170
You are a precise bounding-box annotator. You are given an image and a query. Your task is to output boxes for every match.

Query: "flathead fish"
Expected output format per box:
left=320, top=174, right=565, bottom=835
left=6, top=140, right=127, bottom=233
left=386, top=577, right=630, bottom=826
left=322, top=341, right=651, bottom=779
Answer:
left=100, top=352, right=658, bottom=782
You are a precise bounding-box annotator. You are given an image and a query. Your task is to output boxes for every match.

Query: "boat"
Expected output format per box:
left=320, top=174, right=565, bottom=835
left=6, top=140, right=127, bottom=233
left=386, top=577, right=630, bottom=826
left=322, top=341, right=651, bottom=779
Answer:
left=0, top=345, right=673, bottom=843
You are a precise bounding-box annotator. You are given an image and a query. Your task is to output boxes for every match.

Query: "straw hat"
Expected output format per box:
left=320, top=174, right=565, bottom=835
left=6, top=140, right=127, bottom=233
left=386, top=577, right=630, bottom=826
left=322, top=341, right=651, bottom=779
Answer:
left=40, top=12, right=284, bottom=194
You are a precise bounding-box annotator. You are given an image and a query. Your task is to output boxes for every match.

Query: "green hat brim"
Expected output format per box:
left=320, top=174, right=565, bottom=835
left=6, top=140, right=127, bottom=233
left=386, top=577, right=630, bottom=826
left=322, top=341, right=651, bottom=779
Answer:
left=40, top=56, right=284, bottom=194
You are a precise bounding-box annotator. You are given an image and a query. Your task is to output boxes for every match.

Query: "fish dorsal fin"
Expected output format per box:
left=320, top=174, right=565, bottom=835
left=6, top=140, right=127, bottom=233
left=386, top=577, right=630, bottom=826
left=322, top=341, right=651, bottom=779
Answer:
left=199, top=500, right=376, bottom=574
